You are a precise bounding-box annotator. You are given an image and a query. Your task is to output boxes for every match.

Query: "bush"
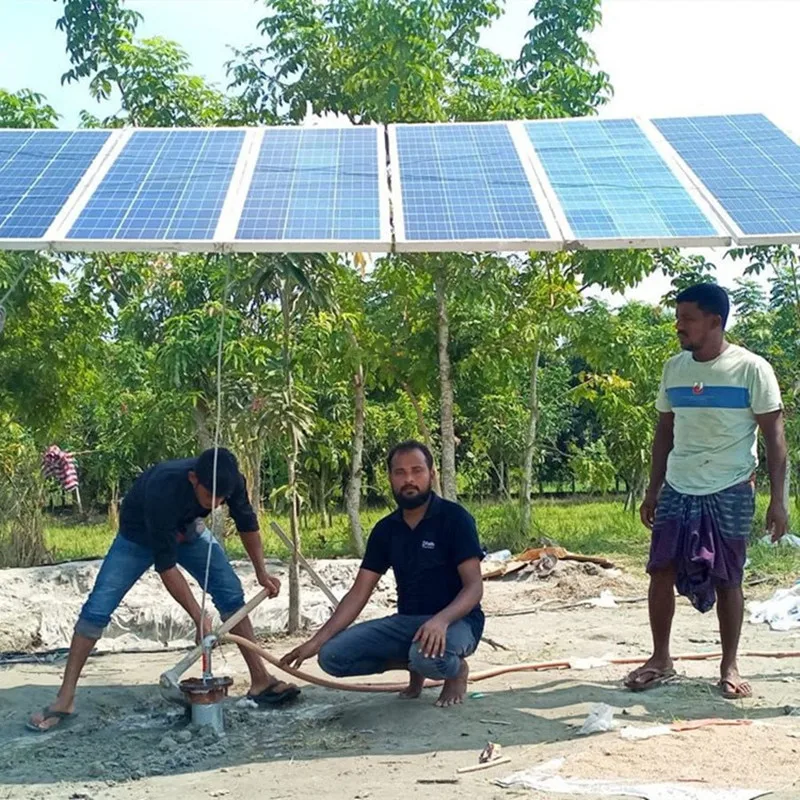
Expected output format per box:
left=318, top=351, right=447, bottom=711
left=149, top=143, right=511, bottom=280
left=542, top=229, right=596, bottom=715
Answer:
left=0, top=416, right=50, bottom=568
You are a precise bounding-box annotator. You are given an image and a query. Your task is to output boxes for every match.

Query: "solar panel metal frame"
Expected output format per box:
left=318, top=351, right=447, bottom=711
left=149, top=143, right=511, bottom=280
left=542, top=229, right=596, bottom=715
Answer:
left=229, top=124, right=392, bottom=253
left=0, top=128, right=119, bottom=251
left=54, top=127, right=250, bottom=253
left=388, top=121, right=564, bottom=253
left=515, top=118, right=732, bottom=251
left=647, top=114, right=800, bottom=247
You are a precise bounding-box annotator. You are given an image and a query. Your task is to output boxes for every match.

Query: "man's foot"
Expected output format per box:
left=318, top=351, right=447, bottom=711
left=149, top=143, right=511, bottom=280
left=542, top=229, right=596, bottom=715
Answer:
left=27, top=699, right=76, bottom=733
left=719, top=666, right=752, bottom=699
left=624, top=657, right=676, bottom=692
left=247, top=676, right=300, bottom=706
left=398, top=670, right=425, bottom=700
left=435, top=659, right=469, bottom=708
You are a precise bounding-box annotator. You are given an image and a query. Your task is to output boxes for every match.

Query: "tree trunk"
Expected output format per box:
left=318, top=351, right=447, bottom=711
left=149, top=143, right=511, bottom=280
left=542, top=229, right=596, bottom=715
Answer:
left=520, top=345, right=541, bottom=534
left=434, top=268, right=457, bottom=501
left=108, top=482, right=120, bottom=531
left=281, top=281, right=301, bottom=634
left=402, top=383, right=443, bottom=496
left=192, top=403, right=214, bottom=450
left=345, top=363, right=366, bottom=556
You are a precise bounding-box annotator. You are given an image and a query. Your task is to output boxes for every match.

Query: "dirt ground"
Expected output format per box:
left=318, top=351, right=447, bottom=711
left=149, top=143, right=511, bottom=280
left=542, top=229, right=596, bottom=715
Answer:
left=1, top=559, right=800, bottom=800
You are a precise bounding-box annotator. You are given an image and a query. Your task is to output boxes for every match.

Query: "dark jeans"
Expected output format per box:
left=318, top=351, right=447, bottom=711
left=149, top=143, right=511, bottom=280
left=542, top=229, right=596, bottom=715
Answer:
left=318, top=614, right=478, bottom=680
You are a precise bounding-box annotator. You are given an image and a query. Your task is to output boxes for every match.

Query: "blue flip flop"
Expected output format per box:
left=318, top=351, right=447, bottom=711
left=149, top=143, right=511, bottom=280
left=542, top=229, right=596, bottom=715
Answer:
left=26, top=708, right=79, bottom=733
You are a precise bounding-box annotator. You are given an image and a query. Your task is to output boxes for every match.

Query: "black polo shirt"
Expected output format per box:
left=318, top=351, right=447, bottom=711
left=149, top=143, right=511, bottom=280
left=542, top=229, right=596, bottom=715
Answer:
left=361, top=493, right=485, bottom=640
left=119, top=457, right=258, bottom=573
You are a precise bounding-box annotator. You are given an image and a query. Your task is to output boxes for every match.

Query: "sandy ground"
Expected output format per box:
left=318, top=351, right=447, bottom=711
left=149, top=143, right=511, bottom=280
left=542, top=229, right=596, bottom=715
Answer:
left=1, top=559, right=800, bottom=800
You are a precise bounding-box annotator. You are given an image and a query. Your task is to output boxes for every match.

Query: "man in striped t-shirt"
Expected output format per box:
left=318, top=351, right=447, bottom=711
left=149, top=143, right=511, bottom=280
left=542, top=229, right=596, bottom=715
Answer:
left=625, top=283, right=787, bottom=700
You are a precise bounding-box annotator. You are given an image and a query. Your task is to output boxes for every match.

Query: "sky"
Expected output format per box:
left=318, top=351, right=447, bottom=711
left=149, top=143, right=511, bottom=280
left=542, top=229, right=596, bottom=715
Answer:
left=0, top=0, right=796, bottom=310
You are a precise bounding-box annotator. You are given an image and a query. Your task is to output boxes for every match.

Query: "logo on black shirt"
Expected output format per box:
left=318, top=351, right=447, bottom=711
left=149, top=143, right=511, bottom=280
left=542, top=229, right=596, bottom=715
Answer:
left=421, top=540, right=436, bottom=550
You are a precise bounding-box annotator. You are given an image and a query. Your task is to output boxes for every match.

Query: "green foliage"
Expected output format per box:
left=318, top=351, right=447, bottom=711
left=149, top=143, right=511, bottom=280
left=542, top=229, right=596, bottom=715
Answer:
left=56, top=0, right=143, bottom=87
left=0, top=413, right=50, bottom=567
left=518, top=0, right=612, bottom=117
left=0, top=88, right=59, bottom=128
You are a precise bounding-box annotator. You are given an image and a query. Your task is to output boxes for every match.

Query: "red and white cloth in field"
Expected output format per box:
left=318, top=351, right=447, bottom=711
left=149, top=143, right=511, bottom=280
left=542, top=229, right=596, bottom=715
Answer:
left=41, top=445, right=79, bottom=491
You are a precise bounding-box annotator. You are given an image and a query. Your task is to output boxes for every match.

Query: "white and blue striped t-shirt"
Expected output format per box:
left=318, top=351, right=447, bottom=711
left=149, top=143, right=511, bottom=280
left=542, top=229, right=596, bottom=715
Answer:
left=656, top=343, right=783, bottom=496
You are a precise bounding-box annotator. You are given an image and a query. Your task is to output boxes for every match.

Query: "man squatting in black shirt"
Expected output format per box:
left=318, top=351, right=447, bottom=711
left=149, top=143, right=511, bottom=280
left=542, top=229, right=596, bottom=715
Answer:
left=282, top=440, right=484, bottom=708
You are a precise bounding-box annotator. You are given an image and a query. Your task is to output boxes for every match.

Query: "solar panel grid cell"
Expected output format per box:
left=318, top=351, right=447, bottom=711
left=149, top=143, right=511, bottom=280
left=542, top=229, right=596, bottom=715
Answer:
left=525, top=118, right=719, bottom=241
left=653, top=114, right=800, bottom=237
left=394, top=122, right=551, bottom=243
left=0, top=130, right=110, bottom=239
left=67, top=129, right=244, bottom=241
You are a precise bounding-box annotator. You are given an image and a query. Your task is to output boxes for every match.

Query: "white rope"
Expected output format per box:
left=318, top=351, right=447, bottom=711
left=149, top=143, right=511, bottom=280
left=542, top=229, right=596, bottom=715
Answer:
left=198, top=255, right=232, bottom=645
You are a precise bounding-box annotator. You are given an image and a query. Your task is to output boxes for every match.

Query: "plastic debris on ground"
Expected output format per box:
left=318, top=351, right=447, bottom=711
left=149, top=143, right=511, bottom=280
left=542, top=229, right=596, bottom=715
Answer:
left=620, top=724, right=673, bottom=741
left=494, top=757, right=771, bottom=800
left=578, top=703, right=617, bottom=735
left=589, top=589, right=618, bottom=608
left=619, top=719, right=751, bottom=741
left=759, top=533, right=800, bottom=548
left=569, top=654, right=614, bottom=670
left=748, top=582, right=800, bottom=631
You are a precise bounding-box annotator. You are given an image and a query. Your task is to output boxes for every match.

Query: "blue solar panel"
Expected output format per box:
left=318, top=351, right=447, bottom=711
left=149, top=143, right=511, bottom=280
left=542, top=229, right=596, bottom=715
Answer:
left=654, top=114, right=800, bottom=236
left=236, top=127, right=382, bottom=241
left=0, top=130, right=110, bottom=239
left=525, top=119, right=718, bottom=240
left=394, top=123, right=550, bottom=242
left=68, top=129, right=244, bottom=241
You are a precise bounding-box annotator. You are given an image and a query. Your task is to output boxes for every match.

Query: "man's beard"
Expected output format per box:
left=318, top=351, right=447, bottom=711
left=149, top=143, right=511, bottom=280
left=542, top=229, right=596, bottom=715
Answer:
left=393, top=484, right=432, bottom=510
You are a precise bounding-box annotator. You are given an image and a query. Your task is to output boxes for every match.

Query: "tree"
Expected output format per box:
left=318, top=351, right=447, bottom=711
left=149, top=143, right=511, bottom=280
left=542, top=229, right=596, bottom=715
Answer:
left=574, top=300, right=678, bottom=508
left=247, top=254, right=338, bottom=632
left=0, top=89, right=59, bottom=128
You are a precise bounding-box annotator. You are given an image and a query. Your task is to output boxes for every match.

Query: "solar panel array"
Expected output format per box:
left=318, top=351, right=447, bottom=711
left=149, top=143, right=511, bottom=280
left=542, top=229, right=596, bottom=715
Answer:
left=0, top=113, right=799, bottom=253
left=0, top=130, right=110, bottom=240
left=524, top=118, right=720, bottom=241
left=393, top=123, right=553, bottom=245
left=653, top=114, right=800, bottom=240
left=237, top=127, right=383, bottom=244
left=68, top=129, right=244, bottom=242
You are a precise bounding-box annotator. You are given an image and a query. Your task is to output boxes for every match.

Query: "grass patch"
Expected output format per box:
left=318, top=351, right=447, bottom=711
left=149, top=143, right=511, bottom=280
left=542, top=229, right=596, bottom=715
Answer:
left=41, top=494, right=799, bottom=580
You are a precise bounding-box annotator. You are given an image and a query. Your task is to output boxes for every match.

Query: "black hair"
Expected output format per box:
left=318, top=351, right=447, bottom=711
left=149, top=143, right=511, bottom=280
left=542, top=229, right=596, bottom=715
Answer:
left=195, top=447, right=239, bottom=497
left=386, top=440, right=434, bottom=471
left=676, top=282, right=730, bottom=329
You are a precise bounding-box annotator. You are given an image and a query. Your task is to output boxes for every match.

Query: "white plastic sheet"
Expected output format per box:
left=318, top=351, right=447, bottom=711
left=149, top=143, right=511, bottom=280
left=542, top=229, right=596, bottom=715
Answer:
left=748, top=583, right=800, bottom=631
left=495, top=758, right=771, bottom=800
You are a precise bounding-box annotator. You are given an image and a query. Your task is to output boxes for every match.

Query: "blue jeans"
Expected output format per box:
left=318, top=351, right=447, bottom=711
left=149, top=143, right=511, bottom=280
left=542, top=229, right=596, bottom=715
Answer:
left=318, top=614, right=478, bottom=681
left=75, top=530, right=245, bottom=639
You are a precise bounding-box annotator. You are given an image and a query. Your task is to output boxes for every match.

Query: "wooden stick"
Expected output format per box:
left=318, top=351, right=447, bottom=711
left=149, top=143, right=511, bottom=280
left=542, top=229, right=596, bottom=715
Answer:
left=270, top=521, right=340, bottom=609
left=457, top=757, right=512, bottom=774
left=479, top=719, right=511, bottom=726
left=417, top=779, right=459, bottom=785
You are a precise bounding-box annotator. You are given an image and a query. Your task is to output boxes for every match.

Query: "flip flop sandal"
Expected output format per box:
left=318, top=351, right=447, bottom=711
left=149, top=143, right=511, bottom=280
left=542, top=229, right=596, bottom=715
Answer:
left=26, top=708, right=79, bottom=733
left=247, top=681, right=301, bottom=707
left=719, top=679, right=752, bottom=699
left=625, top=667, right=677, bottom=692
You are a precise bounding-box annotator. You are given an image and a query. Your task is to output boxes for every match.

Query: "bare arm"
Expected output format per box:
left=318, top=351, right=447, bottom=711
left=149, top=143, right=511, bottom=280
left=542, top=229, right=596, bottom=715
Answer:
left=280, top=568, right=382, bottom=667
left=239, top=530, right=281, bottom=597
left=414, top=558, right=483, bottom=658
left=756, top=410, right=789, bottom=541
left=641, top=412, right=674, bottom=528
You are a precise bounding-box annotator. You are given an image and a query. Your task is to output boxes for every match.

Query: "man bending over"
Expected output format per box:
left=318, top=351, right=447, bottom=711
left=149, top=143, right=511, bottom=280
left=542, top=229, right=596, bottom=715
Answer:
left=28, top=448, right=298, bottom=732
left=625, top=284, right=787, bottom=699
left=282, top=440, right=484, bottom=708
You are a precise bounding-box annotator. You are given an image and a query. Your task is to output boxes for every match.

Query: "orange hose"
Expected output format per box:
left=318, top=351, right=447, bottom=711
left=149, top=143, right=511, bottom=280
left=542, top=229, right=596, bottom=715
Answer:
left=221, top=634, right=800, bottom=693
